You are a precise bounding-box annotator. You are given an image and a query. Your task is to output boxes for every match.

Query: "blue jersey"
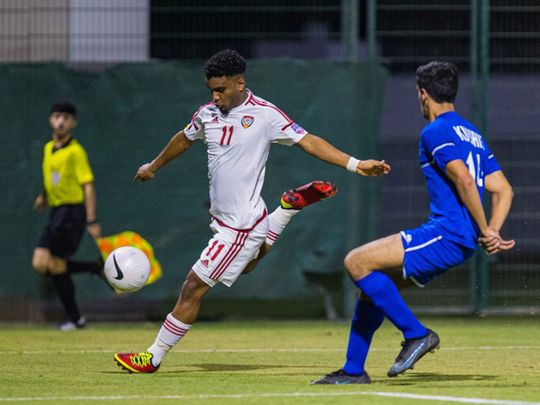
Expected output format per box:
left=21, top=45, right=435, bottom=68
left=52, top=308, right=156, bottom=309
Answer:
left=419, top=111, right=501, bottom=249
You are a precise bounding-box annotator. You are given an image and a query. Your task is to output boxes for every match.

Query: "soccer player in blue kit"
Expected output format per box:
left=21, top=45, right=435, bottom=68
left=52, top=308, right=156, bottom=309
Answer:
left=314, top=61, right=515, bottom=384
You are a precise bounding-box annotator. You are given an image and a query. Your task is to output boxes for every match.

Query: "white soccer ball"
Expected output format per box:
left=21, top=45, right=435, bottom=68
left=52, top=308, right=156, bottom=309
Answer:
left=104, top=246, right=150, bottom=293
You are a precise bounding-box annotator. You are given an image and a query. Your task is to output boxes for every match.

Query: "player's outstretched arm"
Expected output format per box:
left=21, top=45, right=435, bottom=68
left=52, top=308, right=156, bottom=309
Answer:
left=296, top=133, right=391, bottom=176
left=134, top=130, right=194, bottom=182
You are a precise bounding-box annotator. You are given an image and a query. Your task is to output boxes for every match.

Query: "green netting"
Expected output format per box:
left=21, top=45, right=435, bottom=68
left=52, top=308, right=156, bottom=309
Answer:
left=0, top=61, right=386, bottom=301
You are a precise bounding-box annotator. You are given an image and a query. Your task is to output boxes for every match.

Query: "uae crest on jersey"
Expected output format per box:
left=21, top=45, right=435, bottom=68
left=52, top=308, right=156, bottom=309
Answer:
left=241, top=115, right=254, bottom=128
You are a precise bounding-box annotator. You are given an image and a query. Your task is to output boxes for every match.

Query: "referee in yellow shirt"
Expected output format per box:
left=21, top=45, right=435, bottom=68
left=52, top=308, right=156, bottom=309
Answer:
left=32, top=101, right=103, bottom=331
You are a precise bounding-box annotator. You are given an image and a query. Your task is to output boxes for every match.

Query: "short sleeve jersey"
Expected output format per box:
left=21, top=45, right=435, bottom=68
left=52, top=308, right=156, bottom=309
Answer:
left=183, top=90, right=307, bottom=229
left=419, top=111, right=501, bottom=249
left=42, top=138, right=94, bottom=207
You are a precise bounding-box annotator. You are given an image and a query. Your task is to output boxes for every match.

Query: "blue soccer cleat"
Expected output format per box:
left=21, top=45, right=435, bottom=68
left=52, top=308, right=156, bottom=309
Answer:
left=387, top=328, right=440, bottom=377
left=311, top=369, right=371, bottom=384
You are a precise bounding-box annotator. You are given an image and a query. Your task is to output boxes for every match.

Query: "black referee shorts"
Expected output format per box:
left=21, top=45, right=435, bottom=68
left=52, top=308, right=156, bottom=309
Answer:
left=37, top=204, right=86, bottom=259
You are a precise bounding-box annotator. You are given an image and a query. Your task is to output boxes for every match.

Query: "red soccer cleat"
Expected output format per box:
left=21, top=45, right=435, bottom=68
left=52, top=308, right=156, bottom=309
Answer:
left=114, top=351, right=159, bottom=374
left=280, top=180, right=337, bottom=210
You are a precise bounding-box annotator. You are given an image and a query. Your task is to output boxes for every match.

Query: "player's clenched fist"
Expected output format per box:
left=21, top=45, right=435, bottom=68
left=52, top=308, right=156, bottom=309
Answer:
left=134, top=163, right=156, bottom=181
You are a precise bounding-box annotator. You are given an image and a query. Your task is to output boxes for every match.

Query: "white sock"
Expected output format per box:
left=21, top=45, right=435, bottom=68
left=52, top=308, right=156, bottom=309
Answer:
left=147, top=313, right=191, bottom=366
left=266, top=206, right=299, bottom=246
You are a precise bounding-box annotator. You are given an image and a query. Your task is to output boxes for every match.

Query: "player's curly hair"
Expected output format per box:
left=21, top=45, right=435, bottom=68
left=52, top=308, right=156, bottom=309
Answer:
left=416, top=61, right=458, bottom=103
left=203, top=49, right=246, bottom=79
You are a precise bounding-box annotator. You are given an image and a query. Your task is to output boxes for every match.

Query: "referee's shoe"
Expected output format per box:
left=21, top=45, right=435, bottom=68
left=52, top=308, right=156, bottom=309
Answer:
left=387, top=329, right=440, bottom=377
left=59, top=316, right=86, bottom=332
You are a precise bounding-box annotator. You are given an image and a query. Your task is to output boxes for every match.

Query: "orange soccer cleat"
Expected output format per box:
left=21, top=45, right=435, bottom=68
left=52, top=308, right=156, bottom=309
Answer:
left=114, top=351, right=159, bottom=374
left=280, top=180, right=337, bottom=210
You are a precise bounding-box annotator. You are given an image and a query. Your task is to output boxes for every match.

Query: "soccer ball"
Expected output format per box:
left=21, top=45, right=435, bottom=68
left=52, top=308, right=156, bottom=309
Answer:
left=104, top=246, right=150, bottom=293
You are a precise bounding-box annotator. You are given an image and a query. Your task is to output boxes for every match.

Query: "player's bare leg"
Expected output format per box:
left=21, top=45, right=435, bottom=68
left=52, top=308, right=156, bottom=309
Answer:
left=344, top=233, right=438, bottom=378
left=313, top=236, right=407, bottom=384
left=115, top=270, right=211, bottom=373
left=32, top=249, right=68, bottom=276
left=115, top=181, right=338, bottom=373
left=171, top=270, right=212, bottom=324
left=241, top=243, right=271, bottom=275
left=315, top=235, right=438, bottom=384
left=32, top=249, right=85, bottom=331
left=344, top=234, right=405, bottom=281
left=47, top=256, right=68, bottom=275
left=31, top=248, right=50, bottom=275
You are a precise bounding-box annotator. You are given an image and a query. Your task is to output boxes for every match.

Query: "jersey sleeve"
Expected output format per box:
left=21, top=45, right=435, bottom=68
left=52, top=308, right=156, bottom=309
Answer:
left=183, top=108, right=205, bottom=141
left=421, top=127, right=461, bottom=171
left=73, top=146, right=94, bottom=185
left=265, top=105, right=307, bottom=146
left=484, top=143, right=502, bottom=175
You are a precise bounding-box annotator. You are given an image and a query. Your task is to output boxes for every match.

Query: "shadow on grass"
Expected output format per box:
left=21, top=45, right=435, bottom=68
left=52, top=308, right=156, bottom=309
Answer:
left=104, top=363, right=318, bottom=374
left=190, top=363, right=316, bottom=372
left=383, top=372, right=498, bottom=386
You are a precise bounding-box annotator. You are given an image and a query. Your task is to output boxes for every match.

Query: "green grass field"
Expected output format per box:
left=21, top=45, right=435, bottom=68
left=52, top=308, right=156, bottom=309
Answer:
left=0, top=318, right=539, bottom=404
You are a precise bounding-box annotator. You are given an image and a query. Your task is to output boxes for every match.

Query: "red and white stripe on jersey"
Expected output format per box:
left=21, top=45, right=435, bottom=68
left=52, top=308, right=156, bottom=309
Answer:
left=163, top=318, right=189, bottom=337
left=191, top=101, right=214, bottom=122
left=188, top=101, right=214, bottom=131
left=267, top=229, right=280, bottom=242
left=209, top=232, right=249, bottom=280
left=245, top=92, right=294, bottom=130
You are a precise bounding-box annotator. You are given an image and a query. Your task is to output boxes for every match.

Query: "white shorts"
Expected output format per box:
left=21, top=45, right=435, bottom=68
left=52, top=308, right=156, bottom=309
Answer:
left=192, top=214, right=268, bottom=287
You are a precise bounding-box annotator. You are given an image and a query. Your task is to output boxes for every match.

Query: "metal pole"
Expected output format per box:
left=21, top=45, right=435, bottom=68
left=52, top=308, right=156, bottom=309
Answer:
left=477, top=0, right=491, bottom=313
left=470, top=0, right=490, bottom=314
left=367, top=0, right=377, bottom=61
left=341, top=0, right=360, bottom=319
left=470, top=0, right=478, bottom=114
left=479, top=0, right=490, bottom=135
left=469, top=0, right=479, bottom=313
left=341, top=0, right=359, bottom=61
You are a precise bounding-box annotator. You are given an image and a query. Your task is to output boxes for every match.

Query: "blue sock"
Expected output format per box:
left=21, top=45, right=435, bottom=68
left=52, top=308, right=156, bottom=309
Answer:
left=355, top=272, right=428, bottom=339
left=343, top=299, right=384, bottom=375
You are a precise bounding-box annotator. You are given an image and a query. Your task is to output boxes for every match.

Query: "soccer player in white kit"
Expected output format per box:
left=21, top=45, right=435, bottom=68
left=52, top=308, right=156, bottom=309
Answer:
left=114, top=49, right=391, bottom=373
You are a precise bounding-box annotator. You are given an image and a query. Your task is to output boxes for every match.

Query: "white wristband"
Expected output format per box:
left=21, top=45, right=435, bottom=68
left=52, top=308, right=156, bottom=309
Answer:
left=346, top=157, right=361, bottom=173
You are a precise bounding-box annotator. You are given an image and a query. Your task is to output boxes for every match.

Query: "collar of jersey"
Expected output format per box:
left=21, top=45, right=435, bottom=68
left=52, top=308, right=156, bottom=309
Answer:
left=226, top=89, right=252, bottom=114
left=52, top=136, right=74, bottom=153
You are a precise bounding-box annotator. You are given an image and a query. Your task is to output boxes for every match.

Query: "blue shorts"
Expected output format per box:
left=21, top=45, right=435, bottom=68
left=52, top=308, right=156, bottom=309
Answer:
left=400, top=222, right=476, bottom=287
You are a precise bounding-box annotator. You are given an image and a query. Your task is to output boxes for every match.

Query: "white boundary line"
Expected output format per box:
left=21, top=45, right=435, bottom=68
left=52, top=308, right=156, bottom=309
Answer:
left=0, top=391, right=538, bottom=404
left=0, top=346, right=538, bottom=355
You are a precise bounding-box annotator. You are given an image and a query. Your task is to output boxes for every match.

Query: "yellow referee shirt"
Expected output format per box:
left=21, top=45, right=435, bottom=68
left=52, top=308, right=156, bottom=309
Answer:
left=42, top=138, right=94, bottom=207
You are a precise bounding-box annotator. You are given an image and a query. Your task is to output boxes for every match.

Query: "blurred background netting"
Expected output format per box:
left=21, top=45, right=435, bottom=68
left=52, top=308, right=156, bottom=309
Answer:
left=0, top=0, right=538, bottom=320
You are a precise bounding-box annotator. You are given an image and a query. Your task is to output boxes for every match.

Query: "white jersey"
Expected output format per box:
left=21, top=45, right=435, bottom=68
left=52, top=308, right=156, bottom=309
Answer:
left=183, top=90, right=307, bottom=230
